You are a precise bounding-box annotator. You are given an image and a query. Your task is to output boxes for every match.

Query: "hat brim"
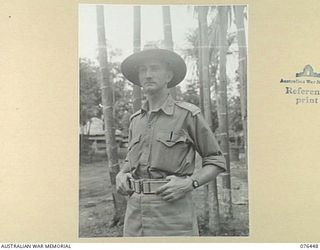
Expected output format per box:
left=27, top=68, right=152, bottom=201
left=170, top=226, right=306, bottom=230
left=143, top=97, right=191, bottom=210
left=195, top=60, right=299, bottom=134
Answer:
left=121, top=49, right=187, bottom=88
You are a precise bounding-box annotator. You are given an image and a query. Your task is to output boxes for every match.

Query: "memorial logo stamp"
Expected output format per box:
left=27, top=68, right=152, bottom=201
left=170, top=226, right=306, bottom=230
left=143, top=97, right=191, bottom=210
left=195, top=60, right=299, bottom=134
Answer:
left=280, top=65, right=320, bottom=105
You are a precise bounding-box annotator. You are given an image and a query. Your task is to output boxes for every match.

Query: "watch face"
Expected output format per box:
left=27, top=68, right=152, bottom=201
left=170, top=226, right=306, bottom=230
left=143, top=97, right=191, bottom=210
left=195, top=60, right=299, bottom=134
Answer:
left=193, top=180, right=199, bottom=188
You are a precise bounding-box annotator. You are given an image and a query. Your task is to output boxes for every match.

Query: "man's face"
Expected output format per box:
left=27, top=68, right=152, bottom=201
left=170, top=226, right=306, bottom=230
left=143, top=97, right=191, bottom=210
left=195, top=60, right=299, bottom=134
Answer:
left=138, top=59, right=173, bottom=94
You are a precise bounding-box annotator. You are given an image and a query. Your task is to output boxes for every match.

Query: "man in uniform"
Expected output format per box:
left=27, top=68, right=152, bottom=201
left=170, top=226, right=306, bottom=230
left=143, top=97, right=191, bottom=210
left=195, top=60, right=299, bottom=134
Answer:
left=116, top=44, right=226, bottom=236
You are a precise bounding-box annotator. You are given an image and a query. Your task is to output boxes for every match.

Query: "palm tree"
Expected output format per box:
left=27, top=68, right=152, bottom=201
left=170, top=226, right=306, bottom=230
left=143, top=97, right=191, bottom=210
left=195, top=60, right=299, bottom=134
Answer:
left=234, top=5, right=247, bottom=166
left=216, top=5, right=232, bottom=220
left=96, top=5, right=126, bottom=225
left=198, top=7, right=212, bottom=124
left=197, top=24, right=204, bottom=113
left=162, top=6, right=176, bottom=99
left=198, top=6, right=220, bottom=235
left=132, top=6, right=142, bottom=112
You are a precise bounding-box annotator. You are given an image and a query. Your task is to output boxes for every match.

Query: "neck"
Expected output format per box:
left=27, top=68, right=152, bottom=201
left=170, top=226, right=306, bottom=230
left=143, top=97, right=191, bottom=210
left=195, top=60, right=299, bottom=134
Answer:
left=147, top=89, right=170, bottom=111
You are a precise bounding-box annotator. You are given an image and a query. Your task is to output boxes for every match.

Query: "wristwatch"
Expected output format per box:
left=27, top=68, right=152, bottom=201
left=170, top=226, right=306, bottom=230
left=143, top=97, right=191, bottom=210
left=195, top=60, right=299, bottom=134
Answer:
left=191, top=178, right=200, bottom=189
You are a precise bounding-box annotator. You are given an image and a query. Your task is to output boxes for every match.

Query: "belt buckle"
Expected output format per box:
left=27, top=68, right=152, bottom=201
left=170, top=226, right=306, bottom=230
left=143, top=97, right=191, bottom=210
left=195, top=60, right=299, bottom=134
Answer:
left=142, top=180, right=153, bottom=194
left=135, top=180, right=142, bottom=194
left=132, top=179, right=152, bottom=194
left=130, top=179, right=163, bottom=194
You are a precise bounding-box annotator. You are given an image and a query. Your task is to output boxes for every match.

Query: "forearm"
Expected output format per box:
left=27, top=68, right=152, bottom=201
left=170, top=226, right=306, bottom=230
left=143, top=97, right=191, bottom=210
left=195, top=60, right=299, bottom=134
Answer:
left=119, top=160, right=131, bottom=174
left=156, top=165, right=224, bottom=201
left=191, top=165, right=225, bottom=187
left=116, top=160, right=133, bottom=195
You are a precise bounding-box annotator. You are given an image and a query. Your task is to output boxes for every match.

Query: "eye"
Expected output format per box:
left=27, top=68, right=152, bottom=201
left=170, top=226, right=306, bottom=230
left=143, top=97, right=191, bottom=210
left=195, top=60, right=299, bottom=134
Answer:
left=138, top=66, right=147, bottom=74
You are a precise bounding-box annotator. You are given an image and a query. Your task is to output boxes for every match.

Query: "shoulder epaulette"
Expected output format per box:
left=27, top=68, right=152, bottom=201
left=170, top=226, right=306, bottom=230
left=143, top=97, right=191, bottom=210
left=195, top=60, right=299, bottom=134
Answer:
left=129, top=109, right=142, bottom=121
left=175, top=101, right=201, bottom=116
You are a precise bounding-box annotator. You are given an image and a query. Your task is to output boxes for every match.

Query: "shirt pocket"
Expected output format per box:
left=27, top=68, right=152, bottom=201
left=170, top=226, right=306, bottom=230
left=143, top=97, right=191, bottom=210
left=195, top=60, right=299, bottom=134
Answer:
left=152, top=131, right=189, bottom=173
left=156, top=131, right=187, bottom=147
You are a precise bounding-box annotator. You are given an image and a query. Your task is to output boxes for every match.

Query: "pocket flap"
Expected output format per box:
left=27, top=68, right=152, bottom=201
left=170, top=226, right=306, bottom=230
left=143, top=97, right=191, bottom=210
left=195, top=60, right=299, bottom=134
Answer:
left=157, top=132, right=187, bottom=147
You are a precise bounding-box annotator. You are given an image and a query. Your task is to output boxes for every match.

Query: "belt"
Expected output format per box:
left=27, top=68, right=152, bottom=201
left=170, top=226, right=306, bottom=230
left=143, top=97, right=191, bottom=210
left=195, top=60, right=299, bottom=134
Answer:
left=128, top=179, right=169, bottom=194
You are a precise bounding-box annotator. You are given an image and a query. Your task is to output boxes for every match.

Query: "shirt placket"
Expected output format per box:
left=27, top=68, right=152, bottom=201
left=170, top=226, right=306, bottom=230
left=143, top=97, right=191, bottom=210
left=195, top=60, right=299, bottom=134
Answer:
left=139, top=112, right=158, bottom=177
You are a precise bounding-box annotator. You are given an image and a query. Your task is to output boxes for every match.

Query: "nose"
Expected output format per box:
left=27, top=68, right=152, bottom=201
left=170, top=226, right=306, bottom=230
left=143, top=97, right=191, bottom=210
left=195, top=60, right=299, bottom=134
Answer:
left=139, top=66, right=153, bottom=83
left=144, top=68, right=152, bottom=78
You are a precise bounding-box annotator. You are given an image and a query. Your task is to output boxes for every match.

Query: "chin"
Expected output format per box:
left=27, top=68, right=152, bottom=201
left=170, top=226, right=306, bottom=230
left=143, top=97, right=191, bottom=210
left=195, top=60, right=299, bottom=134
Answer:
left=143, top=86, right=156, bottom=93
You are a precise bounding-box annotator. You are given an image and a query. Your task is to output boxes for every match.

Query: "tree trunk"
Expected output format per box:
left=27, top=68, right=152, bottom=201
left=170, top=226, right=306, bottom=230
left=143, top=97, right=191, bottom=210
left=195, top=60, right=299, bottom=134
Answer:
left=216, top=6, right=233, bottom=220
left=132, top=6, right=142, bottom=113
left=196, top=16, right=207, bottom=231
left=198, top=6, right=220, bottom=235
left=162, top=6, right=176, bottom=99
left=96, top=5, right=126, bottom=226
left=234, top=6, right=247, bottom=166
left=198, top=7, right=212, bottom=125
left=197, top=15, right=204, bottom=113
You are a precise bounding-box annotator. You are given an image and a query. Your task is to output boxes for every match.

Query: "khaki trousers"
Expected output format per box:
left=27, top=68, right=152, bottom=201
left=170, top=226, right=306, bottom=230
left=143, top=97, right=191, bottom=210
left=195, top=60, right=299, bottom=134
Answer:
left=123, top=192, right=199, bottom=237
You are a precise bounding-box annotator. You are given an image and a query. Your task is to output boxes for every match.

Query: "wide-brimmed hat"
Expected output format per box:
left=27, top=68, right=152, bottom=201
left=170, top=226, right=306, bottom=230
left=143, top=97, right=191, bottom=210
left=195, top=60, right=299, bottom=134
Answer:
left=121, top=45, right=187, bottom=88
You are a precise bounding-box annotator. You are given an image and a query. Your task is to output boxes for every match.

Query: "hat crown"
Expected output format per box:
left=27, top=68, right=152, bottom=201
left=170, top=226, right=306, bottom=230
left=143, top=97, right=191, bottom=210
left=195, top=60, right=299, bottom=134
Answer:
left=143, top=42, right=161, bottom=51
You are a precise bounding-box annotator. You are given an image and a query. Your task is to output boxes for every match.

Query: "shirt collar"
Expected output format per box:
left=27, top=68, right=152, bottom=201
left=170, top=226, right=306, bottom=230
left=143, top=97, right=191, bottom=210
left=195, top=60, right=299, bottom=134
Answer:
left=141, top=94, right=175, bottom=116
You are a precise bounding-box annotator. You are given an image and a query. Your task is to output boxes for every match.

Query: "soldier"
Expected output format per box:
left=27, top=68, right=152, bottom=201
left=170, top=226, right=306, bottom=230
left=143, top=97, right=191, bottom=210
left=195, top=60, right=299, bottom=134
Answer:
left=116, top=44, right=226, bottom=236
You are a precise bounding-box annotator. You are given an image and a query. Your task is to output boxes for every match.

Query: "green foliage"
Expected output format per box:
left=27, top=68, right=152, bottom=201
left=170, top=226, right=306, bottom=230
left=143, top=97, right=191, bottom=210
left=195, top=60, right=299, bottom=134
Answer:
left=79, top=57, right=133, bottom=128
left=79, top=58, right=101, bottom=125
left=182, top=14, right=243, bottom=136
left=110, top=61, right=132, bottom=102
left=110, top=61, right=133, bottom=131
left=181, top=81, right=219, bottom=132
left=183, top=81, right=200, bottom=106
left=228, top=96, right=242, bottom=132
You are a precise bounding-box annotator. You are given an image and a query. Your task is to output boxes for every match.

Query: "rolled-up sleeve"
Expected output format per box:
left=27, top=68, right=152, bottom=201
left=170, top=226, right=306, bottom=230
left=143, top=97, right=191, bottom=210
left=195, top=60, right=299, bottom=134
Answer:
left=187, top=113, right=227, bottom=171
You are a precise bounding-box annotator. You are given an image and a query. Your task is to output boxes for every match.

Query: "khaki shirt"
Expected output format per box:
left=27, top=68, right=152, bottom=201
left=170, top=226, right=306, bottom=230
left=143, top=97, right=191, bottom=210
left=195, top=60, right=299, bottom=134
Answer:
left=124, top=94, right=226, bottom=179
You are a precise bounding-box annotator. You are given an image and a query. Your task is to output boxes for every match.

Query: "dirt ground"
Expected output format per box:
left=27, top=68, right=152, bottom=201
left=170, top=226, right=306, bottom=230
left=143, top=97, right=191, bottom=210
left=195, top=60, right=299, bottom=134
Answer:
left=79, top=155, right=249, bottom=237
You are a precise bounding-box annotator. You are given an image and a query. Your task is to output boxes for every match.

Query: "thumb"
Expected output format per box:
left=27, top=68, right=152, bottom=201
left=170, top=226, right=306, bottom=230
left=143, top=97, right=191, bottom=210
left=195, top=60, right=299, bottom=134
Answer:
left=165, top=175, right=175, bottom=181
left=126, top=172, right=133, bottom=179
